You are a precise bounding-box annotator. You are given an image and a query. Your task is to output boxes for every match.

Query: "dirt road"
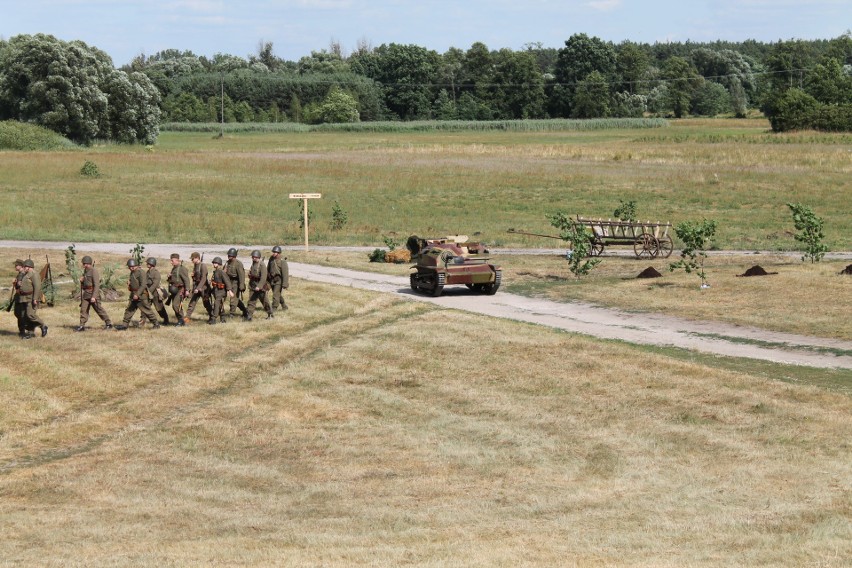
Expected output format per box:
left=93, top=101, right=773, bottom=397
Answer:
left=4, top=240, right=852, bottom=370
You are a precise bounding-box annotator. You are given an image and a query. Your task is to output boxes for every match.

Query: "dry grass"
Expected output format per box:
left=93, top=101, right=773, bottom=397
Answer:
left=1, top=249, right=850, bottom=566
left=288, top=249, right=852, bottom=341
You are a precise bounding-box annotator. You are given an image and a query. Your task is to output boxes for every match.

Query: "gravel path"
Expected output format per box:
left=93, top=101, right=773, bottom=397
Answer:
left=4, top=240, right=851, bottom=370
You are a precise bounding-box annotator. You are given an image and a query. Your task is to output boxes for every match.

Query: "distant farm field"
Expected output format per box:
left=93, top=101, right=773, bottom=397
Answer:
left=0, top=118, right=849, bottom=250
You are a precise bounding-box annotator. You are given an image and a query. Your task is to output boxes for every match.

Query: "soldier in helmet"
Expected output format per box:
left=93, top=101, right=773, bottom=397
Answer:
left=166, top=253, right=192, bottom=326
left=224, top=248, right=247, bottom=318
left=116, top=259, right=144, bottom=330
left=139, top=257, right=163, bottom=328
left=267, top=245, right=289, bottom=311
left=207, top=256, right=233, bottom=324
left=245, top=250, right=273, bottom=321
left=76, top=255, right=113, bottom=332
left=11, top=259, right=27, bottom=337
left=17, top=259, right=47, bottom=339
left=184, top=252, right=212, bottom=323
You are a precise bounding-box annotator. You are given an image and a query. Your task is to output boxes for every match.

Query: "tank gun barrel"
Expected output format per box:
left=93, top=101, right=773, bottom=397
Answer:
left=506, top=228, right=563, bottom=240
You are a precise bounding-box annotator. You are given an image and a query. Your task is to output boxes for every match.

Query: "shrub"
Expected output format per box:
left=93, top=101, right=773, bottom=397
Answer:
left=0, top=120, right=75, bottom=150
left=80, top=161, right=101, bottom=178
left=787, top=203, right=828, bottom=263
left=669, top=219, right=717, bottom=287
left=330, top=201, right=348, bottom=230
left=547, top=211, right=601, bottom=278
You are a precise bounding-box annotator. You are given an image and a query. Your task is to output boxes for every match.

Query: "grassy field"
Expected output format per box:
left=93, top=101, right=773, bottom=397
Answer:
left=1, top=251, right=850, bottom=566
left=1, top=121, right=850, bottom=566
left=0, top=118, right=850, bottom=250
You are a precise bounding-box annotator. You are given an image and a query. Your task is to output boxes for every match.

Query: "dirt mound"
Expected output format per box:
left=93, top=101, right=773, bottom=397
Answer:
left=737, top=265, right=778, bottom=277
left=636, top=266, right=662, bottom=279
left=840, top=264, right=852, bottom=275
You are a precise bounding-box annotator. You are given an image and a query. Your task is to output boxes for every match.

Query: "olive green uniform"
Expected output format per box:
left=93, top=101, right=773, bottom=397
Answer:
left=140, top=265, right=164, bottom=325
left=246, top=259, right=272, bottom=319
left=12, top=268, right=26, bottom=336
left=167, top=263, right=192, bottom=321
left=267, top=254, right=289, bottom=310
left=79, top=266, right=112, bottom=327
left=185, top=261, right=212, bottom=319
left=225, top=257, right=247, bottom=316
left=121, top=268, right=145, bottom=326
left=209, top=266, right=233, bottom=322
left=17, top=269, right=45, bottom=334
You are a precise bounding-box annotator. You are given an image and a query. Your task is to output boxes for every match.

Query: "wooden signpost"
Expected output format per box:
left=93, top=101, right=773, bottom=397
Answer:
left=289, top=193, right=322, bottom=251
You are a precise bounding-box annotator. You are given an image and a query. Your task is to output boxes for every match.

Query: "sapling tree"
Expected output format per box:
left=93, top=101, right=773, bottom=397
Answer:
left=330, top=201, right=348, bottom=230
left=787, top=203, right=828, bottom=263
left=669, top=219, right=717, bottom=288
left=613, top=199, right=637, bottom=222
left=547, top=211, right=601, bottom=278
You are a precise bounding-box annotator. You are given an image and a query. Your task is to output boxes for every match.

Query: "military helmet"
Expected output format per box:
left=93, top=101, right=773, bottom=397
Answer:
left=23, top=259, right=34, bottom=268
left=227, top=248, right=238, bottom=257
left=81, top=255, right=93, bottom=265
left=212, top=256, right=223, bottom=265
left=146, top=257, right=157, bottom=267
left=14, top=259, right=24, bottom=267
left=251, top=250, right=261, bottom=259
left=272, top=245, right=282, bottom=254
left=127, top=258, right=138, bottom=267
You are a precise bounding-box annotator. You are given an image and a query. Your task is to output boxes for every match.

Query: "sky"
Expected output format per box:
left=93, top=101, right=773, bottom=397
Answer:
left=2, top=0, right=850, bottom=66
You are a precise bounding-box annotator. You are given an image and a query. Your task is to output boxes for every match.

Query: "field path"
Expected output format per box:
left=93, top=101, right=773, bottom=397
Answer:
left=4, top=240, right=852, bottom=370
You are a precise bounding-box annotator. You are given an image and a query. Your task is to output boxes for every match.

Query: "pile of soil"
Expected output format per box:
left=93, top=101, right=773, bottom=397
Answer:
left=737, top=265, right=778, bottom=277
left=636, top=266, right=662, bottom=279
left=840, top=264, right=852, bottom=275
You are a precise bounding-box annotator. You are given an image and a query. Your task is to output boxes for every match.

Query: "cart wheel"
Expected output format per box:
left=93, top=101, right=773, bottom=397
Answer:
left=634, top=234, right=658, bottom=259
left=657, top=235, right=674, bottom=258
left=588, top=238, right=604, bottom=257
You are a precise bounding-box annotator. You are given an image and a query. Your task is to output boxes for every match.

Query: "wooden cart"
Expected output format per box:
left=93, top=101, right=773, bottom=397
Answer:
left=576, top=216, right=673, bottom=259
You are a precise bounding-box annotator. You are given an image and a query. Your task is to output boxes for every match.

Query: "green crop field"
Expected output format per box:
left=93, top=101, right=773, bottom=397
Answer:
left=0, top=118, right=849, bottom=250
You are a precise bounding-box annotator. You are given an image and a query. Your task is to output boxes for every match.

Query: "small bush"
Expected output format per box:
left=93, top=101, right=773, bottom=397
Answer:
left=368, top=248, right=387, bottom=262
left=80, top=161, right=101, bottom=178
left=330, top=201, right=348, bottom=230
left=0, top=120, right=75, bottom=150
left=787, top=203, right=828, bottom=263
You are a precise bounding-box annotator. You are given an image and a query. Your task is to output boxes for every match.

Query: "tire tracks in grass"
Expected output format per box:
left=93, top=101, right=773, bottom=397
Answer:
left=0, top=296, right=431, bottom=475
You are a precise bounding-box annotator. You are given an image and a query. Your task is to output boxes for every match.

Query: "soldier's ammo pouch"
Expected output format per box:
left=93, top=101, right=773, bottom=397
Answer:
left=156, top=287, right=166, bottom=301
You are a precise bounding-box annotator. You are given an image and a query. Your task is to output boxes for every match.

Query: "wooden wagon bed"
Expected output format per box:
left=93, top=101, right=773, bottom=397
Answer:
left=576, top=216, right=674, bottom=259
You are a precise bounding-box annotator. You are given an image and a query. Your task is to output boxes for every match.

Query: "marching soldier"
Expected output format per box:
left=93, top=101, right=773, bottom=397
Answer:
left=139, top=257, right=164, bottom=328
left=166, top=253, right=192, bottom=326
left=267, top=245, right=289, bottom=311
left=184, top=252, right=212, bottom=323
left=11, top=259, right=26, bottom=337
left=245, top=250, right=273, bottom=321
left=207, top=257, right=233, bottom=324
left=116, top=259, right=144, bottom=330
left=18, top=259, right=47, bottom=339
left=76, top=255, right=113, bottom=332
left=225, top=248, right=247, bottom=318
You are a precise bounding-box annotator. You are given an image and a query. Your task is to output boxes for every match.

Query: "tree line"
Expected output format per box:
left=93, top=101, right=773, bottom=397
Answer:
left=1, top=32, right=850, bottom=144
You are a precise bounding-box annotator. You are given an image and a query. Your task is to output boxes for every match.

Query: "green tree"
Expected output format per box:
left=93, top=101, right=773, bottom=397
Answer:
left=669, top=219, right=717, bottom=288
left=362, top=43, right=439, bottom=120
left=572, top=71, right=610, bottom=118
left=547, top=211, right=601, bottom=278
left=662, top=56, right=701, bottom=118
left=691, top=81, right=730, bottom=116
left=553, top=33, right=617, bottom=117
left=315, top=86, right=360, bottom=123
left=786, top=203, right=829, bottom=263
left=491, top=48, right=546, bottom=118
left=0, top=34, right=160, bottom=144
left=768, top=88, right=819, bottom=131
left=615, top=41, right=650, bottom=94
left=805, top=58, right=852, bottom=105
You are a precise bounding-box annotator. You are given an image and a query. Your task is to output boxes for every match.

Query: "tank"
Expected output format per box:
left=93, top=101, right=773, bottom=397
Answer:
left=406, top=235, right=502, bottom=297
